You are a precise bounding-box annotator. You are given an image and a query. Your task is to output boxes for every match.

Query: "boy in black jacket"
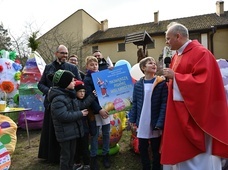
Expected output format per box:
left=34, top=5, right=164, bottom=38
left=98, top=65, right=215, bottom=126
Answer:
left=48, top=70, right=95, bottom=170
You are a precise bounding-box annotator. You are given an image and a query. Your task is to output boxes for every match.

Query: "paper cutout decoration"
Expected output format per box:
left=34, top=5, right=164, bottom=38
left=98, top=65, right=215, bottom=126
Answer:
left=0, top=51, right=22, bottom=108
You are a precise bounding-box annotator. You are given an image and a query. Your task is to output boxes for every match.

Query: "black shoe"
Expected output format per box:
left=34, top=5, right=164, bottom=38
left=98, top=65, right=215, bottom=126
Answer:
left=73, top=164, right=83, bottom=170
left=90, top=156, right=99, bottom=170
left=83, top=165, right=90, bottom=170
left=103, top=154, right=111, bottom=168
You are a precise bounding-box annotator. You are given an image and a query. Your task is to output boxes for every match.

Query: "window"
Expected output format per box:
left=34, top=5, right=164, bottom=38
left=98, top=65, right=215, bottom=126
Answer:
left=92, top=46, right=98, bottom=53
left=118, top=43, right=125, bottom=52
left=190, top=33, right=201, bottom=43
left=147, top=42, right=155, bottom=49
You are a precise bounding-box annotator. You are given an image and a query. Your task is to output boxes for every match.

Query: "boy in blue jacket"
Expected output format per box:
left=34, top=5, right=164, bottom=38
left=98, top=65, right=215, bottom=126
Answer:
left=129, top=57, right=168, bottom=170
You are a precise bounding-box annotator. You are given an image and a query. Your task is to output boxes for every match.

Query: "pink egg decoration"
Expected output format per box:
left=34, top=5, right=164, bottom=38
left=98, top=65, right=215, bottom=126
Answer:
left=113, top=98, right=125, bottom=111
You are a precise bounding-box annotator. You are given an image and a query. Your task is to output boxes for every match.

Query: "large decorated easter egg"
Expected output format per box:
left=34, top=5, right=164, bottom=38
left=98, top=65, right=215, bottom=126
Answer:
left=97, top=113, right=123, bottom=155
left=0, top=141, right=11, bottom=170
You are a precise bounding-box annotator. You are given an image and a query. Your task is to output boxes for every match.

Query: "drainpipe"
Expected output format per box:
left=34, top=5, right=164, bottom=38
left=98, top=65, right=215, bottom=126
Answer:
left=210, top=26, right=216, bottom=54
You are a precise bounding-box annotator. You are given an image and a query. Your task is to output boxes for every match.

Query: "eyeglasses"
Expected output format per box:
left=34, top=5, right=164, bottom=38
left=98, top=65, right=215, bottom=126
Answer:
left=94, top=55, right=100, bottom=57
left=69, top=59, right=78, bottom=62
left=58, top=52, right=68, bottom=55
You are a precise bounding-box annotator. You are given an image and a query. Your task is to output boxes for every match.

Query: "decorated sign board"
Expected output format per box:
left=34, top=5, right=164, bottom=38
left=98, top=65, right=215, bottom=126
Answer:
left=92, top=64, right=134, bottom=115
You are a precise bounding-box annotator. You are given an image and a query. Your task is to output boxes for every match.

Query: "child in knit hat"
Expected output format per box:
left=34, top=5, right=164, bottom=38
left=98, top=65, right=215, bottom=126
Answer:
left=47, top=69, right=96, bottom=170
left=74, top=80, right=96, bottom=170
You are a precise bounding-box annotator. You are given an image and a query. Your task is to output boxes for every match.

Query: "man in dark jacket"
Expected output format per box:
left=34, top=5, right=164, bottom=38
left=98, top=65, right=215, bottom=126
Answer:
left=93, top=50, right=109, bottom=71
left=37, top=45, right=81, bottom=163
left=68, top=54, right=85, bottom=80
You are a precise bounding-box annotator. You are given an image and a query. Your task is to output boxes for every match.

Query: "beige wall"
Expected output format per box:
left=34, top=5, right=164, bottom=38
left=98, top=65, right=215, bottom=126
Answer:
left=38, top=9, right=228, bottom=65
left=213, top=28, right=228, bottom=59
left=46, top=9, right=100, bottom=41
left=81, top=35, right=167, bottom=68
left=61, top=12, right=83, bottom=40
left=81, top=11, right=100, bottom=40
left=81, top=29, right=228, bottom=70
left=37, top=9, right=101, bottom=64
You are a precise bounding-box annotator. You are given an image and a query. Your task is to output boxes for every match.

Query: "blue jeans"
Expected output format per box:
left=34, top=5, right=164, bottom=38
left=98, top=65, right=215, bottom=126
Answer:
left=90, top=124, right=110, bottom=157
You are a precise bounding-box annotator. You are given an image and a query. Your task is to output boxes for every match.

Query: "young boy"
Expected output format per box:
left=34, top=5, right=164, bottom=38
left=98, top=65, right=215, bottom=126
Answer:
left=48, top=69, right=96, bottom=170
left=74, top=80, right=96, bottom=170
left=129, top=57, right=168, bottom=170
left=83, top=56, right=112, bottom=170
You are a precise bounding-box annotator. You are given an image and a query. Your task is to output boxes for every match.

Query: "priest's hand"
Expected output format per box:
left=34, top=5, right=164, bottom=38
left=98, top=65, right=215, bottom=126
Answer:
left=163, top=68, right=174, bottom=79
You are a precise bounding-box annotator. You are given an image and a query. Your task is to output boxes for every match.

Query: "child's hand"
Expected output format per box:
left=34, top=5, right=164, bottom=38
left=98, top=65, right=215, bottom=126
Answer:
left=129, top=122, right=136, bottom=128
left=92, top=90, right=97, bottom=97
left=81, top=109, right=88, bottom=116
left=99, top=109, right=109, bottom=119
left=108, top=66, right=114, bottom=70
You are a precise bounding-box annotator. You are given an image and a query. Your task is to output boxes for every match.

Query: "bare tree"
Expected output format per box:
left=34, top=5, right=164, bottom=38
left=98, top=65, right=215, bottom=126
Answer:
left=10, top=32, right=29, bottom=66
left=37, top=26, right=90, bottom=67
left=9, top=22, right=42, bottom=66
left=0, top=23, right=12, bottom=50
left=5, top=22, right=90, bottom=68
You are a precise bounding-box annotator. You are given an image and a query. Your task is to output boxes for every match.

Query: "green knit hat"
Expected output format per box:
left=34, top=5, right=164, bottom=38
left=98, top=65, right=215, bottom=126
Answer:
left=52, top=70, right=75, bottom=88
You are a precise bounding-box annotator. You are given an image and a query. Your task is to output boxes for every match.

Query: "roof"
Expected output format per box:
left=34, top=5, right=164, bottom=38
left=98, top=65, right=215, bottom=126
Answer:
left=83, top=11, right=228, bottom=44
left=124, top=31, right=154, bottom=46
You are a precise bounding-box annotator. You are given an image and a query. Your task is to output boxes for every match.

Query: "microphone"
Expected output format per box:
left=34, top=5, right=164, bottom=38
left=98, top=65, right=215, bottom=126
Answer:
left=164, top=57, right=171, bottom=82
left=164, top=57, right=171, bottom=68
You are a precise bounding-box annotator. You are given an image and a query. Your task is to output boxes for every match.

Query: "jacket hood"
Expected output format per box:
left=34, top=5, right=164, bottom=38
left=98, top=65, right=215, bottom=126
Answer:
left=48, top=87, right=76, bottom=102
left=154, top=76, right=166, bottom=86
left=48, top=87, right=65, bottom=103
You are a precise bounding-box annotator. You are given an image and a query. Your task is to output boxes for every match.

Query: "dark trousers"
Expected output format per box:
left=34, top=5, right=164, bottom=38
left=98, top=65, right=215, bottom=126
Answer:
left=75, top=133, right=90, bottom=165
left=139, top=137, right=161, bottom=170
left=59, top=139, right=77, bottom=170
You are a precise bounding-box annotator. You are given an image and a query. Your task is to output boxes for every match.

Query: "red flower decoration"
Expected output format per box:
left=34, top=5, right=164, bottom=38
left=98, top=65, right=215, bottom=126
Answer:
left=0, top=65, right=3, bottom=72
left=0, top=81, right=15, bottom=93
left=15, top=60, right=20, bottom=64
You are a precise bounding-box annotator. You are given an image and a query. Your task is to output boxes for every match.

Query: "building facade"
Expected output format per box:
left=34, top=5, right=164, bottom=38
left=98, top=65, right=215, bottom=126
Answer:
left=37, top=1, right=228, bottom=68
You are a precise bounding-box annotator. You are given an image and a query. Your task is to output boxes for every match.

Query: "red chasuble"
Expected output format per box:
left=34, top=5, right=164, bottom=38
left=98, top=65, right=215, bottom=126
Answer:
left=161, top=40, right=228, bottom=164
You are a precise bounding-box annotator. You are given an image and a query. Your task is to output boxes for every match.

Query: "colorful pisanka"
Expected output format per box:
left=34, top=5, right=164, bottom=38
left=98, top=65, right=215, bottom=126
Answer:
left=0, top=114, right=18, bottom=170
left=19, top=51, right=46, bottom=111
left=0, top=115, right=17, bottom=155
left=0, top=50, right=22, bottom=107
left=18, top=51, right=46, bottom=130
left=0, top=141, right=11, bottom=170
left=97, top=113, right=123, bottom=155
